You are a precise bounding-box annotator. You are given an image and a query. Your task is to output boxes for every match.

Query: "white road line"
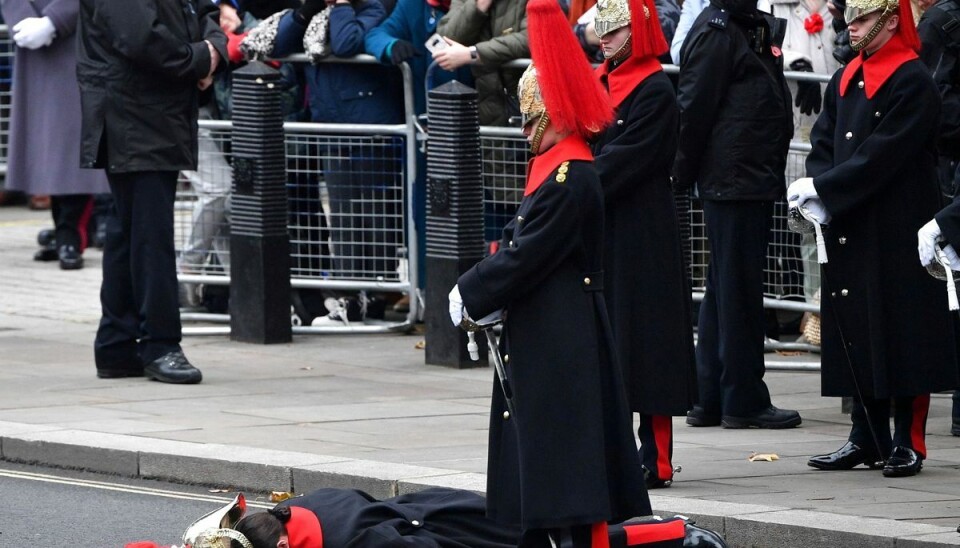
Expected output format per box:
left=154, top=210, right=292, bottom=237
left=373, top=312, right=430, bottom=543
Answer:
left=0, top=468, right=274, bottom=508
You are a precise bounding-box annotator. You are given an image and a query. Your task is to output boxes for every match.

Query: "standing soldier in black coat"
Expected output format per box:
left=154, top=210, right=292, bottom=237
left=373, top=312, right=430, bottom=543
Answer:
left=77, top=0, right=227, bottom=383
left=591, top=0, right=697, bottom=488
left=448, top=0, right=651, bottom=544
left=676, top=0, right=801, bottom=429
left=792, top=0, right=959, bottom=477
left=918, top=0, right=960, bottom=438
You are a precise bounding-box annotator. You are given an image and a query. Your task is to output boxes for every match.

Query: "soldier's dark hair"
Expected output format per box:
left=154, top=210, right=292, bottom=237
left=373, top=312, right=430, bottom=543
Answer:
left=231, top=508, right=290, bottom=548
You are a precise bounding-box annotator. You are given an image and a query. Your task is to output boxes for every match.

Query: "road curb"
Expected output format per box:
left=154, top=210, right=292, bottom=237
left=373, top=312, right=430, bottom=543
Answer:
left=2, top=424, right=959, bottom=547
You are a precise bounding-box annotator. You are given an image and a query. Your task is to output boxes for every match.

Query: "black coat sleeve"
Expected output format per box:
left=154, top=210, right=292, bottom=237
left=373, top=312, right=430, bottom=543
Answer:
left=812, top=68, right=942, bottom=219
left=675, top=24, right=733, bottom=189
left=919, top=11, right=960, bottom=155
left=595, top=79, right=679, bottom=203
left=936, top=192, right=960, bottom=248
left=458, top=178, right=584, bottom=319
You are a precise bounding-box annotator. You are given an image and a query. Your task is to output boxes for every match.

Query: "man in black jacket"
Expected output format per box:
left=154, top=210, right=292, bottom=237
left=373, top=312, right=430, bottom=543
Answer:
left=676, top=0, right=801, bottom=429
left=77, top=0, right=227, bottom=383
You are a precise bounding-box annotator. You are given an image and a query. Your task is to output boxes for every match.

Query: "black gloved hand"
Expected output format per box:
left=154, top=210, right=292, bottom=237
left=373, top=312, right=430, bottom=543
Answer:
left=390, top=39, right=418, bottom=65
left=296, top=0, right=327, bottom=24
left=790, top=59, right=822, bottom=116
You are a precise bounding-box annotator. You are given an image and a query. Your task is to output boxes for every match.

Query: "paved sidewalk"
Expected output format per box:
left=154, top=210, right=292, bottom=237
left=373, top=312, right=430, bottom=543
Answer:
left=2, top=207, right=960, bottom=547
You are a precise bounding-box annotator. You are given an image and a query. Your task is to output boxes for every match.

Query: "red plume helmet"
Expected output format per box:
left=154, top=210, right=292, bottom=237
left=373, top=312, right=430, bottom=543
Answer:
left=896, top=0, right=921, bottom=52
left=631, top=0, right=669, bottom=59
left=525, top=0, right=614, bottom=137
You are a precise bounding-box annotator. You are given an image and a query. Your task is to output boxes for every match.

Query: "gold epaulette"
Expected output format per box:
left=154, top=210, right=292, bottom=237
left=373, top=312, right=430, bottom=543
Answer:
left=556, top=161, right=569, bottom=184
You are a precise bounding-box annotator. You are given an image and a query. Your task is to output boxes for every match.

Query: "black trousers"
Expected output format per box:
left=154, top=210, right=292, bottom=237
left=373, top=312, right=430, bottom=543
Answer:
left=849, top=394, right=930, bottom=459
left=94, top=171, right=182, bottom=368
left=696, top=200, right=774, bottom=417
left=51, top=194, right=94, bottom=250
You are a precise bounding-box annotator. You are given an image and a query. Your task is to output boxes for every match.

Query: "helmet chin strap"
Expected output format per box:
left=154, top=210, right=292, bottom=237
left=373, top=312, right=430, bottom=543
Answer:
left=851, top=9, right=894, bottom=51
left=530, top=112, right=551, bottom=154
left=604, top=33, right=633, bottom=62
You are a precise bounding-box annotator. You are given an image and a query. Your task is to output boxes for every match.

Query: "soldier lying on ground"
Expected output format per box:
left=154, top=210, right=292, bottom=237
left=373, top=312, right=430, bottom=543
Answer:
left=171, top=486, right=727, bottom=548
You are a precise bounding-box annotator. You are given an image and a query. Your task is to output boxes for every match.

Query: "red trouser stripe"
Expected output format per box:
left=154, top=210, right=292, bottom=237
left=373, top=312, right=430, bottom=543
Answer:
left=911, top=394, right=930, bottom=459
left=624, top=521, right=685, bottom=544
left=591, top=522, right=610, bottom=548
left=77, top=196, right=94, bottom=251
left=652, top=415, right=673, bottom=481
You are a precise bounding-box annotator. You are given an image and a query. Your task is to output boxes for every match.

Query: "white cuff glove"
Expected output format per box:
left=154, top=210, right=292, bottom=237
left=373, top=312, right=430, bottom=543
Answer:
left=943, top=244, right=960, bottom=268
left=448, top=285, right=465, bottom=327
left=918, top=219, right=943, bottom=267
left=800, top=196, right=831, bottom=225
left=787, top=177, right=818, bottom=206
left=12, top=16, right=57, bottom=50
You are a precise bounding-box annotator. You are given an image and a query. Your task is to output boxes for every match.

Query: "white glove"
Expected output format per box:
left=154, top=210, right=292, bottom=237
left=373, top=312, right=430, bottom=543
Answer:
left=943, top=244, right=960, bottom=268
left=787, top=177, right=818, bottom=206
left=448, top=285, right=464, bottom=327
left=12, top=16, right=57, bottom=50
left=918, top=219, right=943, bottom=266
left=801, top=197, right=831, bottom=225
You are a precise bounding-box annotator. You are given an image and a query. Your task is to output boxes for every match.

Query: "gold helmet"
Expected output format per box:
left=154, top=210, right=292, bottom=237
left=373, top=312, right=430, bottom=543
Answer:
left=182, top=494, right=248, bottom=547
left=844, top=0, right=900, bottom=50
left=594, top=0, right=633, bottom=38
left=518, top=64, right=546, bottom=130
left=191, top=528, right=255, bottom=548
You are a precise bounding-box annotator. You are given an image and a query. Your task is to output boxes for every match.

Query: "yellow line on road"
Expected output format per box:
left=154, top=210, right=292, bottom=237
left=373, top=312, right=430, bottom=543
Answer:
left=0, top=468, right=274, bottom=508
left=0, top=219, right=45, bottom=227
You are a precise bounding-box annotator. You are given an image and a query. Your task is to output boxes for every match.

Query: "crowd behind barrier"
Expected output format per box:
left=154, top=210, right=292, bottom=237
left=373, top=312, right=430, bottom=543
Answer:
left=0, top=25, right=833, bottom=347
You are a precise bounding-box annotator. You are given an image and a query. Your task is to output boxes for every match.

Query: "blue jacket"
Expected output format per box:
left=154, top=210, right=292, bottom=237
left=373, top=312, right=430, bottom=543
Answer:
left=274, top=2, right=404, bottom=124
left=364, top=0, right=473, bottom=115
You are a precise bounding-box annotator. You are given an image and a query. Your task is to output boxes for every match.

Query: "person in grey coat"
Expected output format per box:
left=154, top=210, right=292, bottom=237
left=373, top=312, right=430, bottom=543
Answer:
left=77, top=0, right=227, bottom=383
left=1, top=0, right=109, bottom=270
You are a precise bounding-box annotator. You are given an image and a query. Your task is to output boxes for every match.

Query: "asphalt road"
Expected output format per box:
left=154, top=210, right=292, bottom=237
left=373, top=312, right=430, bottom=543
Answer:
left=0, top=462, right=273, bottom=547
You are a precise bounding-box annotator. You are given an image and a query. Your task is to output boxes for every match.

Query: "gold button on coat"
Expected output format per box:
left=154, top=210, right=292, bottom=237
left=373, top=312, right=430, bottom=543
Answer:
left=858, top=80, right=864, bottom=88
left=845, top=132, right=853, bottom=140
left=839, top=236, right=847, bottom=244
left=584, top=277, right=591, bottom=285
left=841, top=289, right=849, bottom=296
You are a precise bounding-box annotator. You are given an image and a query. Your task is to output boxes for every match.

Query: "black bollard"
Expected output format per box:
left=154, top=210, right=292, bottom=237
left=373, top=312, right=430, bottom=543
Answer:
left=424, top=81, right=487, bottom=368
left=229, top=62, right=291, bottom=344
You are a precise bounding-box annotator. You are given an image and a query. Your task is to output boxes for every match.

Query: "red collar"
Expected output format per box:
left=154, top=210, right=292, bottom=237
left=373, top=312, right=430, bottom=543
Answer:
left=525, top=135, right=594, bottom=196
left=839, top=33, right=918, bottom=99
left=595, top=55, right=663, bottom=107
left=287, top=506, right=323, bottom=548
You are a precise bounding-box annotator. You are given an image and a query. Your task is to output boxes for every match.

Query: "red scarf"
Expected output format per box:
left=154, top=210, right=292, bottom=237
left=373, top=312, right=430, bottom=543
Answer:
left=839, top=32, right=918, bottom=99
left=595, top=55, right=663, bottom=107
left=525, top=135, right=594, bottom=196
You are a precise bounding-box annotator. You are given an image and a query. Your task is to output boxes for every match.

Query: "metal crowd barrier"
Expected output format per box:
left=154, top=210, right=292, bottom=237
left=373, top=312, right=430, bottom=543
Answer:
left=175, top=54, right=419, bottom=335
left=0, top=26, right=13, bottom=177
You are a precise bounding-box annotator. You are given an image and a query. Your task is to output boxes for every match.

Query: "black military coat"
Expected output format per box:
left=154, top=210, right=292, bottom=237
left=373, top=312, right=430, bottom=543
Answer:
left=675, top=0, right=793, bottom=199
left=281, top=487, right=520, bottom=547
left=593, top=58, right=697, bottom=416
left=807, top=36, right=960, bottom=398
left=458, top=136, right=651, bottom=530
left=918, top=0, right=960, bottom=158
left=76, top=0, right=227, bottom=173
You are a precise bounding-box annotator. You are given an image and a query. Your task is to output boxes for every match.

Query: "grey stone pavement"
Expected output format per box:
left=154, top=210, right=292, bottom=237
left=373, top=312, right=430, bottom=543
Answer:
left=2, top=206, right=960, bottom=547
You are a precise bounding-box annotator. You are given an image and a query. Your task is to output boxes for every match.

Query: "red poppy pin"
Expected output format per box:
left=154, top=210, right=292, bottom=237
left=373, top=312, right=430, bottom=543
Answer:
left=804, top=13, right=824, bottom=34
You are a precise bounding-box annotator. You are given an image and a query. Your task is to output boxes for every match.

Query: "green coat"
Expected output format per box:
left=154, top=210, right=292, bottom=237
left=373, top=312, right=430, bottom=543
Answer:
left=437, top=0, right=528, bottom=126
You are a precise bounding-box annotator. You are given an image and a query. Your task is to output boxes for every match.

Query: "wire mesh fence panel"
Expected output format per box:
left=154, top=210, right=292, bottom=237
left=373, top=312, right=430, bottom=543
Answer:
left=174, top=125, right=408, bottom=285
left=0, top=26, right=14, bottom=174
left=286, top=133, right=406, bottom=282
left=480, top=135, right=528, bottom=243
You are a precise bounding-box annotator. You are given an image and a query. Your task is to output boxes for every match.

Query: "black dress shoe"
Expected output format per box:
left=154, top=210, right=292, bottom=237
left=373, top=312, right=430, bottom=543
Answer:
left=683, top=520, right=729, bottom=547
left=722, top=405, right=801, bottom=429
left=145, top=351, right=202, bottom=384
left=37, top=228, right=55, bottom=247
left=96, top=367, right=145, bottom=379
left=882, top=446, right=923, bottom=477
left=58, top=245, right=84, bottom=270
left=808, top=441, right=884, bottom=470
left=642, top=465, right=673, bottom=489
left=33, top=243, right=58, bottom=262
left=686, top=405, right=721, bottom=427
